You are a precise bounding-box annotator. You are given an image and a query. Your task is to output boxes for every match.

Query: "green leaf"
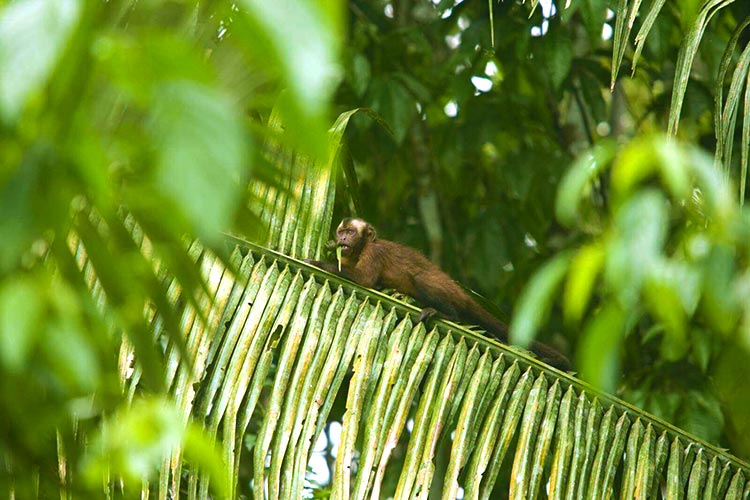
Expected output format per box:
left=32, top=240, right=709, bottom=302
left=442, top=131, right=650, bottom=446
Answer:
left=0, top=276, right=42, bottom=371
left=611, top=136, right=691, bottom=204
left=93, top=32, right=214, bottom=105
left=688, top=146, right=735, bottom=224
left=563, top=243, right=605, bottom=325
left=577, top=303, right=626, bottom=391
left=667, top=0, right=733, bottom=136
left=578, top=0, right=610, bottom=45
left=0, top=143, right=42, bottom=274
left=0, top=0, right=81, bottom=123
left=544, top=29, right=573, bottom=91
left=701, top=245, right=740, bottom=333
left=254, top=108, right=366, bottom=258
left=183, top=426, right=232, bottom=499
left=510, top=252, right=573, bottom=348
left=606, top=189, right=668, bottom=306
left=238, top=0, right=343, bottom=160
left=148, top=81, right=250, bottom=242
left=610, top=0, right=630, bottom=89
left=45, top=315, right=99, bottom=393
left=644, top=280, right=687, bottom=360
left=714, top=18, right=750, bottom=198
left=350, top=53, right=371, bottom=97
left=555, top=141, right=616, bottom=227
left=689, top=329, right=712, bottom=373
left=369, top=77, right=418, bottom=144
left=83, top=398, right=185, bottom=485
left=84, top=397, right=228, bottom=497
left=643, top=260, right=701, bottom=360
left=631, top=0, right=667, bottom=74
left=678, top=390, right=724, bottom=446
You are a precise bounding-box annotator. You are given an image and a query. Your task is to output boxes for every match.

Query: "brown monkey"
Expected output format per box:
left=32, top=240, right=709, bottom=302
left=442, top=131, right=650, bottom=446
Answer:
left=306, top=218, right=570, bottom=370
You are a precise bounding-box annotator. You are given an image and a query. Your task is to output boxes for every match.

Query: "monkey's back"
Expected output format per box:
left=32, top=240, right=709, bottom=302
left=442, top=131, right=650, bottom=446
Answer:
left=371, top=240, right=473, bottom=312
left=345, top=232, right=570, bottom=370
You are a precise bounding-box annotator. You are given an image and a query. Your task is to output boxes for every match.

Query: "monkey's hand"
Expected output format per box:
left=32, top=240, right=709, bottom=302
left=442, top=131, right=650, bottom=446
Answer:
left=417, top=307, right=441, bottom=324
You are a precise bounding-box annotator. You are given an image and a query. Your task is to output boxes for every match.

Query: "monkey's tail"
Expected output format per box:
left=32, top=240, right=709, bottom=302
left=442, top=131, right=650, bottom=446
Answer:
left=457, top=296, right=509, bottom=341
left=460, top=297, right=571, bottom=371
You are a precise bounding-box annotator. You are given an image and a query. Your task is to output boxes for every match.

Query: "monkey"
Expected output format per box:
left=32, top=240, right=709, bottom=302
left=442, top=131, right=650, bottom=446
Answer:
left=305, top=217, right=571, bottom=371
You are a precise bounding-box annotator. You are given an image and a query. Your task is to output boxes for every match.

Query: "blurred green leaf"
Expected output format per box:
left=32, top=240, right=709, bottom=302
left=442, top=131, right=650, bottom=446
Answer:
left=690, top=328, right=713, bottom=373
left=350, top=53, right=371, bottom=97
left=0, top=276, right=42, bottom=371
left=393, top=72, right=432, bottom=104
left=643, top=260, right=701, bottom=361
left=0, top=157, right=40, bottom=272
left=183, top=426, right=232, bottom=498
left=653, top=141, right=691, bottom=201
left=715, top=346, right=750, bottom=457
left=677, top=389, right=724, bottom=445
left=612, top=136, right=691, bottom=204
left=555, top=141, right=615, bottom=227
left=0, top=0, right=81, bottom=123
left=510, top=251, right=572, bottom=348
left=94, top=33, right=214, bottom=105
left=83, top=396, right=227, bottom=497
left=542, top=29, right=573, bottom=91
left=369, top=77, right=417, bottom=144
left=45, top=316, right=99, bottom=392
left=563, top=243, right=604, bottom=325
left=148, top=81, right=250, bottom=243
left=687, top=148, right=734, bottom=225
left=644, top=273, right=689, bottom=361
left=577, top=0, right=610, bottom=45
left=701, top=245, right=740, bottom=334
left=84, top=399, right=182, bottom=485
left=606, top=189, right=669, bottom=306
left=577, top=303, right=626, bottom=392
left=610, top=139, right=658, bottom=202
left=238, top=0, right=343, bottom=160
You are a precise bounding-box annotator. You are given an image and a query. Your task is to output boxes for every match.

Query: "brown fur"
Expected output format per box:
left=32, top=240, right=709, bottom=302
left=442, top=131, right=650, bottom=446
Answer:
left=306, top=218, right=570, bottom=370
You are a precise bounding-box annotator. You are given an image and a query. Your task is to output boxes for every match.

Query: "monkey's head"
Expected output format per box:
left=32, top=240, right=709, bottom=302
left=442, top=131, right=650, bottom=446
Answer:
left=335, top=218, right=376, bottom=257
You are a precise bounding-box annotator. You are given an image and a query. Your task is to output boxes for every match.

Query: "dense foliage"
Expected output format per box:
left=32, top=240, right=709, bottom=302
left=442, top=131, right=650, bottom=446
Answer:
left=333, top=0, right=750, bottom=457
left=0, top=0, right=341, bottom=496
left=1, top=0, right=749, bottom=497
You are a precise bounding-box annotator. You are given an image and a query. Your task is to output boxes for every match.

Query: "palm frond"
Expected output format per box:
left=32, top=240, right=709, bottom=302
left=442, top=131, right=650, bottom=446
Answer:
left=611, top=0, right=737, bottom=135
left=65, top=103, right=750, bottom=498
left=714, top=18, right=750, bottom=204
left=106, top=234, right=748, bottom=498
left=630, top=0, right=666, bottom=76
left=252, top=109, right=361, bottom=259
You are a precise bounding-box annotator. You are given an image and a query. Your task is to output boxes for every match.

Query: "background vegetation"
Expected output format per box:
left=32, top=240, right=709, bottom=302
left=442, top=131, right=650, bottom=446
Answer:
left=334, top=0, right=750, bottom=458
left=0, top=0, right=749, bottom=497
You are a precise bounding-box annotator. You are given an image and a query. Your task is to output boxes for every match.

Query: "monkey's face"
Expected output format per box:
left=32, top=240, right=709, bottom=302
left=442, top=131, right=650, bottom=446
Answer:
left=336, top=218, right=375, bottom=256
left=335, top=222, right=363, bottom=256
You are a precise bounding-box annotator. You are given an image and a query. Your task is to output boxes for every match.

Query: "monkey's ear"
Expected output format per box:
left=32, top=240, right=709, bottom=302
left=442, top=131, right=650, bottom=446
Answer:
left=366, top=225, right=377, bottom=241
